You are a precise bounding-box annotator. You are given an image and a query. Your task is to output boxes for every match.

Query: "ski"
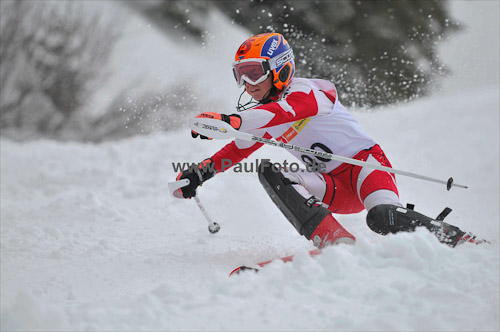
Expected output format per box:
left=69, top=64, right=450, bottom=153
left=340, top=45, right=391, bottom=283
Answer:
left=229, top=266, right=260, bottom=276
left=228, top=205, right=489, bottom=277
left=229, top=249, right=321, bottom=277
left=228, top=230, right=489, bottom=277
left=454, top=232, right=490, bottom=246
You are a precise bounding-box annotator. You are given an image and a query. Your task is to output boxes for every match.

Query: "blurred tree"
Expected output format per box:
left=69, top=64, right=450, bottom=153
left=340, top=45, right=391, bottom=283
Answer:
left=0, top=1, right=120, bottom=138
left=214, top=0, right=460, bottom=107
left=141, top=0, right=460, bottom=108
left=134, top=0, right=212, bottom=40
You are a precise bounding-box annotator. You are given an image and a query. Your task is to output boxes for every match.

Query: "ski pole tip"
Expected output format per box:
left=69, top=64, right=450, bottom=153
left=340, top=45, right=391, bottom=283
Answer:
left=447, top=177, right=469, bottom=190
left=209, top=222, right=221, bottom=234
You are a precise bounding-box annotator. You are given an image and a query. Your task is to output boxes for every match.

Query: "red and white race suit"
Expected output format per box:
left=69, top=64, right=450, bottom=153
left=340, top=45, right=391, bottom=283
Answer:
left=210, top=77, right=402, bottom=213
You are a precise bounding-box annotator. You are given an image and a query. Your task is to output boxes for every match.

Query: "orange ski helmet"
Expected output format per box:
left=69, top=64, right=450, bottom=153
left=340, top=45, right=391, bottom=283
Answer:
left=233, top=33, right=295, bottom=91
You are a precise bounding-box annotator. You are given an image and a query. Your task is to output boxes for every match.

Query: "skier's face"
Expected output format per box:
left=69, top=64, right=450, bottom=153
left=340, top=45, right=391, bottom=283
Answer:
left=245, top=75, right=273, bottom=102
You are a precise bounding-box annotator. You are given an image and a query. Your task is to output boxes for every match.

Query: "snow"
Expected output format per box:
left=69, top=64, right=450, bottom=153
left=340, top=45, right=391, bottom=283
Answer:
left=438, top=0, right=500, bottom=94
left=86, top=3, right=248, bottom=117
left=1, top=2, right=499, bottom=331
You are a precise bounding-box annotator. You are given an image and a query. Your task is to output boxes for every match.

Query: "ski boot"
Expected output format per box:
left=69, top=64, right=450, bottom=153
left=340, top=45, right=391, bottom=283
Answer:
left=366, top=204, right=489, bottom=247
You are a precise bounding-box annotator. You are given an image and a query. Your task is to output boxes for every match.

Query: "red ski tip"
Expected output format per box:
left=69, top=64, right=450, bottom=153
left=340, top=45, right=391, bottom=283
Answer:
left=229, top=249, right=323, bottom=276
left=229, top=266, right=259, bottom=277
left=229, top=267, right=241, bottom=277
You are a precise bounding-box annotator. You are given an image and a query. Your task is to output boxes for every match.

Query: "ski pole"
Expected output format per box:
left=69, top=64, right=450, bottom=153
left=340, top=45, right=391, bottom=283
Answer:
left=193, top=194, right=221, bottom=234
left=189, top=117, right=468, bottom=191
left=168, top=179, right=221, bottom=233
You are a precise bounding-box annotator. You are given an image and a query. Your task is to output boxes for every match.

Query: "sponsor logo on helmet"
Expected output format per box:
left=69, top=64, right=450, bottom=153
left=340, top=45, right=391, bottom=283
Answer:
left=266, top=38, right=280, bottom=56
left=269, top=49, right=294, bottom=70
left=274, top=49, right=293, bottom=68
left=238, top=38, right=255, bottom=57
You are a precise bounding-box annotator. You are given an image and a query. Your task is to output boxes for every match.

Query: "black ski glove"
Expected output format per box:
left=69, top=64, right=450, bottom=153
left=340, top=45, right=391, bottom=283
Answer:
left=176, top=158, right=215, bottom=198
left=191, top=112, right=241, bottom=139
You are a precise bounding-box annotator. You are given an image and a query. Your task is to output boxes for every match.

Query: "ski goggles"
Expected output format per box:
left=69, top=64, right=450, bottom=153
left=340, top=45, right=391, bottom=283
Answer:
left=232, top=49, right=294, bottom=87
left=232, top=58, right=271, bottom=87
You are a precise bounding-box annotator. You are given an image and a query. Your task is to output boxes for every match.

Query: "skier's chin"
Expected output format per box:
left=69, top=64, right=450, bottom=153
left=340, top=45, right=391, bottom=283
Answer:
left=255, top=89, right=272, bottom=102
left=247, top=89, right=263, bottom=101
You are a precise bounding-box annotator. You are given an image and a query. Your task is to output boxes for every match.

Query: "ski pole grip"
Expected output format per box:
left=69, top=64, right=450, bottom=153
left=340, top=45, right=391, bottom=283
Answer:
left=168, top=178, right=190, bottom=198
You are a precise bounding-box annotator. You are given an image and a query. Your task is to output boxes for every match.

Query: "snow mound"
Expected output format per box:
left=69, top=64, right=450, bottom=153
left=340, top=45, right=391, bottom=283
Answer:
left=1, top=86, right=498, bottom=331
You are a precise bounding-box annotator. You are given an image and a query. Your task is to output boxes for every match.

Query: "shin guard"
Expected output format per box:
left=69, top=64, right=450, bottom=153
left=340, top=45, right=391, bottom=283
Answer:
left=258, top=160, right=355, bottom=246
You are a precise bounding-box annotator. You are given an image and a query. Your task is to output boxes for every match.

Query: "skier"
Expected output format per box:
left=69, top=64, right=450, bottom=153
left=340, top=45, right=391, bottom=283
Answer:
left=176, top=32, right=481, bottom=248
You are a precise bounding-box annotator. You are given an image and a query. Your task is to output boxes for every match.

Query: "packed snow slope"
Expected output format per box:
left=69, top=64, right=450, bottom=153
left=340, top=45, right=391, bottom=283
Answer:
left=1, top=2, right=499, bottom=331
left=1, top=86, right=499, bottom=331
